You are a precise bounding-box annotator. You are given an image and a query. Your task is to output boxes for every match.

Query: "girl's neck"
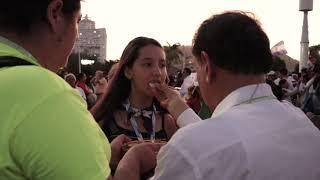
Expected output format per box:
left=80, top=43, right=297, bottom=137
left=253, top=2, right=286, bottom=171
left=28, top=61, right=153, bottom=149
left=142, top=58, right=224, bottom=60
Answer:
left=129, top=90, right=153, bottom=109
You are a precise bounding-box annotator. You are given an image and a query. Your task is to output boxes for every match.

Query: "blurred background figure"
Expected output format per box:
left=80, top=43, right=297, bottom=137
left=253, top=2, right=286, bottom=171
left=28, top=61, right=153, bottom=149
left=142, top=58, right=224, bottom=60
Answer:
left=179, top=68, right=193, bottom=97
left=186, top=85, right=201, bottom=114
left=266, top=70, right=277, bottom=81
left=107, top=62, right=119, bottom=81
left=93, top=70, right=108, bottom=99
left=76, top=73, right=96, bottom=108
left=65, top=73, right=87, bottom=102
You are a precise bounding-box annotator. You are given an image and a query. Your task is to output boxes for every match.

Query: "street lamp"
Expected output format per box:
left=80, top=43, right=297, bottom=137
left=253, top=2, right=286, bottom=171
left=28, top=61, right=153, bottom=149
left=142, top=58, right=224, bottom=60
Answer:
left=78, top=33, right=82, bottom=73
left=299, top=0, right=313, bottom=72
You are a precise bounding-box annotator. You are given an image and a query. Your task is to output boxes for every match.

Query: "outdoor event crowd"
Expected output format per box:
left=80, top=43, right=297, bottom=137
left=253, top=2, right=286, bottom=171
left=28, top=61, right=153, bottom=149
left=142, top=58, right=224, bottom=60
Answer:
left=2, top=0, right=320, bottom=180
left=60, top=60, right=320, bottom=130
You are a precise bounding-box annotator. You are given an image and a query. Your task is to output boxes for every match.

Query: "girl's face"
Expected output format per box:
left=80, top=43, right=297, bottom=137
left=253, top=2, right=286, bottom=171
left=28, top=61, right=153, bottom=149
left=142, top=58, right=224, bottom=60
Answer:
left=125, top=45, right=167, bottom=97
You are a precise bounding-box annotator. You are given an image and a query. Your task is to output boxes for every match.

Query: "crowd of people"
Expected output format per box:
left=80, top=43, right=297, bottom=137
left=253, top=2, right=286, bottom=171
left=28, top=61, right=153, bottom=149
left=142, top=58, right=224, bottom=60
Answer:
left=59, top=70, right=108, bottom=108
left=265, top=63, right=320, bottom=126
left=1, top=0, right=320, bottom=180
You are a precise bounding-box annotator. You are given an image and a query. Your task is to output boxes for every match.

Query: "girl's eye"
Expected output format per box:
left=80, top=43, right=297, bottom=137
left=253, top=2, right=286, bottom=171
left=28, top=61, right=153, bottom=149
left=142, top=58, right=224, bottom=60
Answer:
left=160, top=63, right=166, bottom=68
left=144, top=63, right=152, bottom=67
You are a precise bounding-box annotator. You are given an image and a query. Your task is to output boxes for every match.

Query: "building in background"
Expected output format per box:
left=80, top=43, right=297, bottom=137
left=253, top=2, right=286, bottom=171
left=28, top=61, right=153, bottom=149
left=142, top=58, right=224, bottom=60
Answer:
left=72, top=15, right=107, bottom=63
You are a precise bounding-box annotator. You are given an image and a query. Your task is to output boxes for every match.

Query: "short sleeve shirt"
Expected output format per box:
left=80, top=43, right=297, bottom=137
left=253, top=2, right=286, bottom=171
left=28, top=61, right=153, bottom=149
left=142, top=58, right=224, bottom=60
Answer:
left=0, top=36, right=111, bottom=180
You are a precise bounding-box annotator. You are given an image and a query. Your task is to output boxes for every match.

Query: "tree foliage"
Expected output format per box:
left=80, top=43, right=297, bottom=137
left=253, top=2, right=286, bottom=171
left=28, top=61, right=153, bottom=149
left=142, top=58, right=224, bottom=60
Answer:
left=66, top=52, right=117, bottom=75
left=271, top=55, right=286, bottom=71
left=310, top=44, right=320, bottom=62
left=163, top=43, right=183, bottom=68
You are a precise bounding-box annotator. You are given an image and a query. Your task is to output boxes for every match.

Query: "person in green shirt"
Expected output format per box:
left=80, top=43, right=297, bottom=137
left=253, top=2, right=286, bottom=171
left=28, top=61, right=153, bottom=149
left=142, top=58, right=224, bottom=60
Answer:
left=0, top=1, right=161, bottom=180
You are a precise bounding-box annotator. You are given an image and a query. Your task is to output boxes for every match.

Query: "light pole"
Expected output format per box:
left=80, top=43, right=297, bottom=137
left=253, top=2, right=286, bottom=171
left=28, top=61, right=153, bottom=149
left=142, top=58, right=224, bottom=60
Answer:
left=78, top=33, right=82, bottom=73
left=299, top=0, right=313, bottom=72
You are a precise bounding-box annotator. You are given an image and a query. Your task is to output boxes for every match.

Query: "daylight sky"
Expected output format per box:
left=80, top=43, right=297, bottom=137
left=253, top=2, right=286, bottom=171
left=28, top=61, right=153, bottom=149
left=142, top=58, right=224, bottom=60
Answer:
left=81, top=0, right=320, bottom=61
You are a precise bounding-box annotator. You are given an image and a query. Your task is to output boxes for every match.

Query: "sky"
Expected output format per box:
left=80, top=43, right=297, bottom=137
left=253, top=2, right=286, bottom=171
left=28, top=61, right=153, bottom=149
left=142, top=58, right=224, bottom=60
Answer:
left=81, top=0, right=320, bottom=61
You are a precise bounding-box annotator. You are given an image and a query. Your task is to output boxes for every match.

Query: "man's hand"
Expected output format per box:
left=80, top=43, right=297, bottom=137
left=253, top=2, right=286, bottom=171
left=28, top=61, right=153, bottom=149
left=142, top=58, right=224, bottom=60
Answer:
left=150, top=83, right=189, bottom=120
left=131, top=143, right=162, bottom=173
left=114, top=143, right=163, bottom=180
left=110, top=135, right=131, bottom=171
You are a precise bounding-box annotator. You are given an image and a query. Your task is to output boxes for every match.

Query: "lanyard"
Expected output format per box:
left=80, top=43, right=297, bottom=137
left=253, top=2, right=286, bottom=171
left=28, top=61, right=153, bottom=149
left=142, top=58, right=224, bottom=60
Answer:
left=123, top=100, right=156, bottom=142
left=234, top=84, right=277, bottom=107
left=234, top=96, right=276, bottom=106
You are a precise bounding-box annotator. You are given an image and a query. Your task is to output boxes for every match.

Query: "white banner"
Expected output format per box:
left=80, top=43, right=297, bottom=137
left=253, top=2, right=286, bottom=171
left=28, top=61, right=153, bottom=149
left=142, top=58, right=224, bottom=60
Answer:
left=271, top=41, right=287, bottom=56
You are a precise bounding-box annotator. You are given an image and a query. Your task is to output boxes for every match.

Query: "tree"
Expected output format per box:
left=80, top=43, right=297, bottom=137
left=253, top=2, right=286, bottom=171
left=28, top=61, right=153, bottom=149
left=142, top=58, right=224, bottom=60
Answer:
left=271, top=55, right=286, bottom=71
left=66, top=53, right=82, bottom=74
left=164, top=43, right=183, bottom=67
left=309, top=44, right=320, bottom=63
left=66, top=52, right=118, bottom=76
left=81, top=60, right=117, bottom=76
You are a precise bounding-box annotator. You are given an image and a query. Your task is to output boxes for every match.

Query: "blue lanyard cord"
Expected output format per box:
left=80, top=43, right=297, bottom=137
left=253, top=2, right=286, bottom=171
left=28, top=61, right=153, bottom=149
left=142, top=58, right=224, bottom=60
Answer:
left=151, top=105, right=156, bottom=142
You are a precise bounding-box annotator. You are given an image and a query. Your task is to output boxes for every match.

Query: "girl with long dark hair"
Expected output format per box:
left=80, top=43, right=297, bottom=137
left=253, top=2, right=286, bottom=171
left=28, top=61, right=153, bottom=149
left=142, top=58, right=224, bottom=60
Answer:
left=91, top=37, right=177, bottom=142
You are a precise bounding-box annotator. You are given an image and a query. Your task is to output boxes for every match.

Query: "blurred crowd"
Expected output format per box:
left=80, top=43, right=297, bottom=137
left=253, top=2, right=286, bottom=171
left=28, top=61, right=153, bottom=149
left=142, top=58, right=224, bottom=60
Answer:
left=58, top=58, right=320, bottom=130
left=266, top=62, right=320, bottom=125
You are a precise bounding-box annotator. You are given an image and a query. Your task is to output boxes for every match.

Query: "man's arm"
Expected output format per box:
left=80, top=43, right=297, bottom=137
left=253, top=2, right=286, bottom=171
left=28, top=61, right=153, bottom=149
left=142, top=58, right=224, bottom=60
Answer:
left=176, top=108, right=202, bottom=127
left=113, top=143, right=162, bottom=180
left=113, top=155, right=141, bottom=180
left=151, top=143, right=198, bottom=180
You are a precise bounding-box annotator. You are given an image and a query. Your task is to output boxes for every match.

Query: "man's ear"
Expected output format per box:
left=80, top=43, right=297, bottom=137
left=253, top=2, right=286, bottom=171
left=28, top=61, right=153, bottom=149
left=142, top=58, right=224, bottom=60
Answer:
left=124, top=67, right=133, bottom=80
left=201, top=51, right=215, bottom=83
left=47, top=0, right=64, bottom=35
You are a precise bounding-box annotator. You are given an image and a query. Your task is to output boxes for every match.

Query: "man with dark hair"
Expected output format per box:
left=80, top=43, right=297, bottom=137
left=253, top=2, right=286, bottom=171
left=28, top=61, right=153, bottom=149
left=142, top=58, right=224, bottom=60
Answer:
left=0, top=1, right=82, bottom=33
left=115, top=11, right=320, bottom=180
left=192, top=12, right=272, bottom=75
left=0, top=1, right=137, bottom=179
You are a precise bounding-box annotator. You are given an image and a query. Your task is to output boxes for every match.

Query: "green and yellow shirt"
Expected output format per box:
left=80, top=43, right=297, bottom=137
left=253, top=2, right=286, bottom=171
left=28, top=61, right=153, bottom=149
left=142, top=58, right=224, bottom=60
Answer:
left=0, top=36, right=111, bottom=180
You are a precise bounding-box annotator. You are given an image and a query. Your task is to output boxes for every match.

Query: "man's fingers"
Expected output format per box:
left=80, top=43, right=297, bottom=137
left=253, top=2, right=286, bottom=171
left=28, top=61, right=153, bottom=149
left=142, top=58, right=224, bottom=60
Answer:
left=113, top=134, right=132, bottom=143
left=153, top=83, right=172, bottom=95
left=151, top=84, right=170, bottom=103
left=154, top=83, right=180, bottom=98
left=139, top=142, right=164, bottom=152
left=121, top=135, right=132, bottom=143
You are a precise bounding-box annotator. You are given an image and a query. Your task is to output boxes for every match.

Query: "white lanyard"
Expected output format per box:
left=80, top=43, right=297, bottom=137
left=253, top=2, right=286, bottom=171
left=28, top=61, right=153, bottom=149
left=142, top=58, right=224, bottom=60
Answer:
left=234, top=96, right=276, bottom=106
left=234, top=84, right=276, bottom=107
left=123, top=100, right=156, bottom=142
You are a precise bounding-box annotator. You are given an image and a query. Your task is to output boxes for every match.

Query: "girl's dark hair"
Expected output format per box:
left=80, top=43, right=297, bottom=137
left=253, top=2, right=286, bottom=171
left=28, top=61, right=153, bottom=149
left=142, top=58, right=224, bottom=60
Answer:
left=0, top=0, right=81, bottom=33
left=93, top=37, right=164, bottom=119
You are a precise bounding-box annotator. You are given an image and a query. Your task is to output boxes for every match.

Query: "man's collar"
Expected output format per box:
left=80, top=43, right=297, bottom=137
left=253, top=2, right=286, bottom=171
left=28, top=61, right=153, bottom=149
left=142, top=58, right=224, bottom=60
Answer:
left=0, top=35, right=39, bottom=66
left=212, top=83, right=275, bottom=118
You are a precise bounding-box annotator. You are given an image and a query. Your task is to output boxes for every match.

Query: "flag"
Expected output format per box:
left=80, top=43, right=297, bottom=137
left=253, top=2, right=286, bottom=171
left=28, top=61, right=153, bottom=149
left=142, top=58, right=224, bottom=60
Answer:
left=271, top=41, right=287, bottom=56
